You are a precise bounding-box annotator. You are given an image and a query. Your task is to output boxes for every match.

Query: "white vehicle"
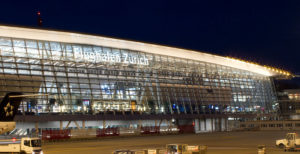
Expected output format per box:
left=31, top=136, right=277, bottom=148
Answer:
left=276, top=133, right=300, bottom=151
left=0, top=137, right=43, bottom=154
left=0, top=93, right=43, bottom=153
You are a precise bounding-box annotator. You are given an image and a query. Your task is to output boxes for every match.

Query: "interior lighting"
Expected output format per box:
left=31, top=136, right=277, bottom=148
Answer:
left=160, top=107, right=164, bottom=112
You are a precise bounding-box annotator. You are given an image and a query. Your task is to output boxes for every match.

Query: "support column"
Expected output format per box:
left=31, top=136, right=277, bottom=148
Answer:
left=74, top=121, right=81, bottom=129
left=211, top=118, right=214, bottom=132
left=199, top=118, right=201, bottom=131
left=218, top=117, right=222, bottom=132
left=225, top=118, right=228, bottom=131
left=155, top=120, right=158, bottom=127
left=138, top=120, right=142, bottom=129
left=35, top=122, right=39, bottom=135
left=60, top=121, right=63, bottom=130
left=204, top=118, right=207, bottom=131
left=214, top=118, right=217, bottom=131
left=65, top=121, right=71, bottom=129
left=216, top=118, right=219, bottom=132
left=103, top=120, right=106, bottom=129
left=168, top=120, right=172, bottom=131
left=82, top=121, right=86, bottom=129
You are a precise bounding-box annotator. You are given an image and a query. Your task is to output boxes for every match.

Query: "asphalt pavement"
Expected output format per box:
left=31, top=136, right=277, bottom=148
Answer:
left=42, top=131, right=295, bottom=154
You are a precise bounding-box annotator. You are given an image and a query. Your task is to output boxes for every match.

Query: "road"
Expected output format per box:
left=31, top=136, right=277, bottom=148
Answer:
left=42, top=131, right=294, bottom=154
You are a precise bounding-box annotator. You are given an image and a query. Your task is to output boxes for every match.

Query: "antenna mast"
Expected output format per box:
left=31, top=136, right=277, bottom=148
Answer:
left=37, top=11, right=42, bottom=27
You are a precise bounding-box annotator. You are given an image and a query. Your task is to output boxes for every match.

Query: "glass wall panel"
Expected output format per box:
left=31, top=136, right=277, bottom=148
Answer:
left=0, top=36, right=277, bottom=115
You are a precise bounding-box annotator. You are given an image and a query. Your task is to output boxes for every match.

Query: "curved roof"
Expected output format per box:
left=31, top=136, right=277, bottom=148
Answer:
left=0, top=25, right=291, bottom=77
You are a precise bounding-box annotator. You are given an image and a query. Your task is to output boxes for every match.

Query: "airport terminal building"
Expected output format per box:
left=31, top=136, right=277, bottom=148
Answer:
left=0, top=25, right=291, bottom=133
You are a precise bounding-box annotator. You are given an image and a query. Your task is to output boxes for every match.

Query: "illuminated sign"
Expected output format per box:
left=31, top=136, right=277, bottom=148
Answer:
left=74, top=50, right=149, bottom=65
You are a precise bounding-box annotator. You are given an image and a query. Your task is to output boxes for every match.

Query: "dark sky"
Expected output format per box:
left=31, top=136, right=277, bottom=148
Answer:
left=0, top=0, right=300, bottom=74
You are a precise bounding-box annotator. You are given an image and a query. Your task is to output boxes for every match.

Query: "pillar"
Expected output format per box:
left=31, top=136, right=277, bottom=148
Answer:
left=199, top=118, right=202, bottom=131
left=204, top=118, right=207, bottom=131
left=74, top=121, right=80, bottom=129
left=214, top=118, right=218, bottom=131
left=138, top=120, right=142, bottom=129
left=168, top=119, right=172, bottom=131
left=82, top=121, right=86, bottom=129
left=103, top=120, right=106, bottom=129
left=219, top=118, right=221, bottom=131
left=225, top=118, right=228, bottom=131
left=65, top=121, right=71, bottom=129
left=35, top=122, right=39, bottom=135
left=211, top=118, right=214, bottom=132
left=60, top=121, right=63, bottom=130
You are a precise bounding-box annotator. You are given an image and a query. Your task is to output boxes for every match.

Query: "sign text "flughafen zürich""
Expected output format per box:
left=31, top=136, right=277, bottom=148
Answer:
left=74, top=50, right=149, bottom=65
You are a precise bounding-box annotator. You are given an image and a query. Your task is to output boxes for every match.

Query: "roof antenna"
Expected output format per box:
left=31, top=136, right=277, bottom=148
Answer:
left=37, top=11, right=42, bottom=27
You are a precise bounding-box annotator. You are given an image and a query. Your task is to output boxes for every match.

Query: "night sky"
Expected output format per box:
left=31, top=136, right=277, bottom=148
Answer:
left=0, top=0, right=300, bottom=74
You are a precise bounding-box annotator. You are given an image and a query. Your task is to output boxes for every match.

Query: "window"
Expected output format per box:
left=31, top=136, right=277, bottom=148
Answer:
left=248, top=124, right=255, bottom=128
left=31, top=139, right=41, bottom=147
left=286, top=123, right=292, bottom=127
left=261, top=124, right=267, bottom=128
left=24, top=140, right=30, bottom=147
left=269, top=124, right=275, bottom=127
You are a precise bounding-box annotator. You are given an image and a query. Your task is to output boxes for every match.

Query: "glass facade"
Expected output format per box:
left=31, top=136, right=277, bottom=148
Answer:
left=0, top=37, right=276, bottom=115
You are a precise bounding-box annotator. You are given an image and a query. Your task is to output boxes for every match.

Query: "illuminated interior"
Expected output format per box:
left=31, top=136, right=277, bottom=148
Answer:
left=0, top=25, right=286, bottom=115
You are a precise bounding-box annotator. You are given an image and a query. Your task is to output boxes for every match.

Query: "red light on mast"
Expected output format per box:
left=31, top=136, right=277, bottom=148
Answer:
left=37, top=11, right=42, bottom=27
